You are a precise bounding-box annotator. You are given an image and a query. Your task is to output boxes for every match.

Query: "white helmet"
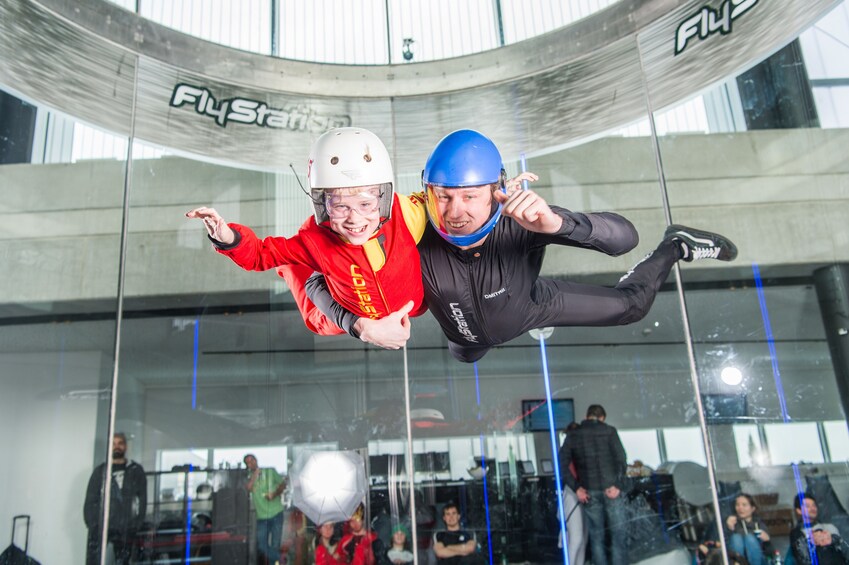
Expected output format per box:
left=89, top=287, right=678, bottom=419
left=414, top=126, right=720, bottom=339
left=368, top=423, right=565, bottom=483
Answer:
left=307, top=127, right=394, bottom=224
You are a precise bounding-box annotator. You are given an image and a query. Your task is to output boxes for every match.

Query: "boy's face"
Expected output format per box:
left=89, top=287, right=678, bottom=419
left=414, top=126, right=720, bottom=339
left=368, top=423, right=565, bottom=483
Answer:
left=325, top=186, right=382, bottom=246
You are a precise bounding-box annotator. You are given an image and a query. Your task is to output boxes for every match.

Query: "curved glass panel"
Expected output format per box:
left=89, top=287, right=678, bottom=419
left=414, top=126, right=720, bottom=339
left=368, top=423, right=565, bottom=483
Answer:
left=401, top=38, right=716, bottom=564
left=119, top=114, right=416, bottom=561
left=646, top=3, right=849, bottom=565
left=3, top=1, right=848, bottom=564
left=0, top=97, right=131, bottom=562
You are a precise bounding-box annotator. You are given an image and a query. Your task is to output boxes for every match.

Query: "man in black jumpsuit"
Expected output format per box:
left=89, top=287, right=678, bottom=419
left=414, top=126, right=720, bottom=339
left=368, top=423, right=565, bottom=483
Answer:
left=308, top=129, right=737, bottom=363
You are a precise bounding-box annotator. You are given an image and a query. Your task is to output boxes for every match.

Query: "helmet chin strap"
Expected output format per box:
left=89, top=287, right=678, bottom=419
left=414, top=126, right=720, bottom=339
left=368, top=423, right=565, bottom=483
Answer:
left=433, top=202, right=503, bottom=247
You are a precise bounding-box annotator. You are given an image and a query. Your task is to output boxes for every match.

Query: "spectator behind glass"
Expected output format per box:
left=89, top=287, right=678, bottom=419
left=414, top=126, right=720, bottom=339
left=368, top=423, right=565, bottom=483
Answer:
left=315, top=522, right=343, bottom=565
left=243, top=453, right=286, bottom=565
left=557, top=404, right=628, bottom=565
left=790, top=493, right=849, bottom=565
left=83, top=432, right=147, bottom=565
left=724, top=494, right=772, bottom=565
left=433, top=502, right=479, bottom=565
left=385, top=524, right=414, bottom=565
left=558, top=421, right=588, bottom=565
left=339, top=505, right=381, bottom=565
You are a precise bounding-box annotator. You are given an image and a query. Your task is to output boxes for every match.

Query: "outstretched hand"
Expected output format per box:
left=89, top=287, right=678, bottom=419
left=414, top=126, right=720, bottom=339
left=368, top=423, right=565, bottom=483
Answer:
left=494, top=172, right=562, bottom=234
left=354, top=301, right=415, bottom=349
left=186, top=207, right=236, bottom=245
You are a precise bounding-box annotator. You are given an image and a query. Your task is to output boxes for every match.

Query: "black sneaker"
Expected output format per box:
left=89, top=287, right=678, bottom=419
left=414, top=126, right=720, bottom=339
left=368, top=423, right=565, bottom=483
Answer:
left=664, top=224, right=738, bottom=262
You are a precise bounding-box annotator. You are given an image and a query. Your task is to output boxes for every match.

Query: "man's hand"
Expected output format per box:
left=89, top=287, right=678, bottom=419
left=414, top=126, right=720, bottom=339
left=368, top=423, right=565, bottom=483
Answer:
left=494, top=173, right=562, bottom=234
left=604, top=486, right=621, bottom=499
left=576, top=487, right=590, bottom=504
left=504, top=172, right=539, bottom=192
left=353, top=301, right=415, bottom=349
left=813, top=529, right=833, bottom=546
left=186, top=207, right=236, bottom=244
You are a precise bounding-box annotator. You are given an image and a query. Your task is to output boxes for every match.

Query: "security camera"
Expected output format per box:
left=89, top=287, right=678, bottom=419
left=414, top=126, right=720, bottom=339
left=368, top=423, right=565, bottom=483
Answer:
left=402, top=38, right=414, bottom=62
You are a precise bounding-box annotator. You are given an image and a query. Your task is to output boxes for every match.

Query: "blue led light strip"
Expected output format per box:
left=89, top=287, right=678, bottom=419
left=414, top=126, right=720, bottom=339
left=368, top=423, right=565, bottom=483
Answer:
left=538, top=336, right=570, bottom=565
left=474, top=362, right=495, bottom=565
left=754, top=264, right=815, bottom=565
left=752, top=264, right=789, bottom=422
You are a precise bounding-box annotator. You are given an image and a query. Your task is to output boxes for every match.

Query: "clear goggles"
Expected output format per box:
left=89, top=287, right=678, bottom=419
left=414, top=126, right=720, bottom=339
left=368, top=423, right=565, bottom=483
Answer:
left=324, top=188, right=384, bottom=219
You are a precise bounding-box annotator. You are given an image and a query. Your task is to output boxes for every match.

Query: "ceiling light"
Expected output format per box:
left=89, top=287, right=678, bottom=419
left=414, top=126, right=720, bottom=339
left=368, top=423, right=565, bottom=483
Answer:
left=720, top=366, right=743, bottom=386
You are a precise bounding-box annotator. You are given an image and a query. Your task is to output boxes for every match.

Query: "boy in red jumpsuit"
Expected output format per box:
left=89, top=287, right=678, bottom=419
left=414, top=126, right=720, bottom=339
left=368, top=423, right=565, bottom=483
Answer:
left=187, top=127, right=428, bottom=348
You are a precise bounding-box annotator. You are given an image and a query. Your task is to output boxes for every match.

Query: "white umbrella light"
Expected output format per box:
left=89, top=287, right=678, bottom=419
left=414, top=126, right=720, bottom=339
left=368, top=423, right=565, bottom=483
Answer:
left=291, top=450, right=367, bottom=524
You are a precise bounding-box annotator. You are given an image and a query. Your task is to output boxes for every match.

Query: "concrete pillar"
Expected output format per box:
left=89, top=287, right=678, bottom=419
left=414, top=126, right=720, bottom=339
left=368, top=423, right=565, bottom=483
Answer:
left=814, top=264, right=849, bottom=423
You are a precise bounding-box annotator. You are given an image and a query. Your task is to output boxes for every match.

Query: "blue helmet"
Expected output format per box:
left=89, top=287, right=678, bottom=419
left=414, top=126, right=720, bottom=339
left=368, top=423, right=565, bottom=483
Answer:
left=422, top=130, right=506, bottom=247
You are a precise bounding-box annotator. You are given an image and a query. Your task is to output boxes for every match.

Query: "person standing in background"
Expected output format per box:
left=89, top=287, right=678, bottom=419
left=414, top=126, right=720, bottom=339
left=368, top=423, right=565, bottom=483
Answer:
left=558, top=405, right=628, bottom=565
left=244, top=453, right=287, bottom=565
left=83, top=432, right=147, bottom=565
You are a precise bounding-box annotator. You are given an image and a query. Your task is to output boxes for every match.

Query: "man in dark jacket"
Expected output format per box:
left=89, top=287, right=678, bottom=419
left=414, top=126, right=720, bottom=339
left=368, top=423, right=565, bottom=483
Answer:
left=791, top=494, right=849, bottom=565
left=83, top=433, right=147, bottom=565
left=558, top=405, right=628, bottom=565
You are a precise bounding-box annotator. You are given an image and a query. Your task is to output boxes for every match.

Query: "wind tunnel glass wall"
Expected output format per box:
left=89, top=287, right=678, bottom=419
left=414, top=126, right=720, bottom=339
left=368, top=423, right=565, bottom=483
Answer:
left=644, top=2, right=849, bottom=564
left=117, top=132, right=414, bottom=564
left=399, top=36, right=712, bottom=565
left=0, top=104, right=130, bottom=564
left=3, top=1, right=849, bottom=565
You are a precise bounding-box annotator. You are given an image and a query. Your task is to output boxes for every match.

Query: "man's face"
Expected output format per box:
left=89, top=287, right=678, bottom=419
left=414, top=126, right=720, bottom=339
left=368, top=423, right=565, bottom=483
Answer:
left=111, top=435, right=127, bottom=459
left=797, top=498, right=818, bottom=521
left=244, top=455, right=258, bottom=471
left=432, top=185, right=494, bottom=238
left=442, top=507, right=461, bottom=530
left=326, top=186, right=382, bottom=246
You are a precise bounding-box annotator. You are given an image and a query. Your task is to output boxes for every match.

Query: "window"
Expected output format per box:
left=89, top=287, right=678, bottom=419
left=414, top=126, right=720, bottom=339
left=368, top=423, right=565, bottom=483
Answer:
left=733, top=424, right=765, bottom=467
left=618, top=429, right=661, bottom=468
left=823, top=420, right=849, bottom=462
left=763, top=422, right=825, bottom=465
left=663, top=427, right=707, bottom=466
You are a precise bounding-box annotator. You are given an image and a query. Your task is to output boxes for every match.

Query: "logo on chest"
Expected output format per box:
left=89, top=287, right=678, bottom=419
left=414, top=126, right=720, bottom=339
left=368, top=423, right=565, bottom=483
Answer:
left=484, top=287, right=506, bottom=300
left=351, top=265, right=379, bottom=318
left=449, top=303, right=478, bottom=343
